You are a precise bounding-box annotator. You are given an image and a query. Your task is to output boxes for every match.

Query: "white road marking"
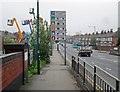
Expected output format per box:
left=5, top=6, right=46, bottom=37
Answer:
left=113, top=60, right=118, bottom=62
left=106, top=68, right=111, bottom=70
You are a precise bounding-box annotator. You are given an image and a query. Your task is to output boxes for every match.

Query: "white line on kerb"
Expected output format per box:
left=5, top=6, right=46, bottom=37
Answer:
left=106, top=68, right=111, bottom=70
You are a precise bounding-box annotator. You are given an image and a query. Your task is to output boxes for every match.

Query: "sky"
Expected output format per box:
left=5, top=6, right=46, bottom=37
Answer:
left=0, top=0, right=119, bottom=35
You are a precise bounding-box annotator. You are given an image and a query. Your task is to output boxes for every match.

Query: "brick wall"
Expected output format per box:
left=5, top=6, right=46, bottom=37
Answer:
left=0, top=32, right=2, bottom=50
left=0, top=52, right=23, bottom=91
left=96, top=46, right=113, bottom=51
left=113, top=37, right=118, bottom=46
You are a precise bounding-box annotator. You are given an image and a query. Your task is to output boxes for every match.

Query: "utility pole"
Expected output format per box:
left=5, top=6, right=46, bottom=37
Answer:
left=64, top=29, right=66, bottom=65
left=37, top=0, right=40, bottom=74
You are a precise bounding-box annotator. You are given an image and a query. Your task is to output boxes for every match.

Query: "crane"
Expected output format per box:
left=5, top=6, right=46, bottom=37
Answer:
left=21, top=19, right=33, bottom=42
left=7, top=18, right=23, bottom=43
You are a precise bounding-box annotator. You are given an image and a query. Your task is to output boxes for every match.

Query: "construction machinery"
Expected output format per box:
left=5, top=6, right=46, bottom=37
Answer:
left=7, top=18, right=23, bottom=43
left=21, top=19, right=33, bottom=43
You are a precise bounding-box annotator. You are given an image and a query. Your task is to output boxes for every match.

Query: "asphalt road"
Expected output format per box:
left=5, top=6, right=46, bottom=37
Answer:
left=59, top=43, right=119, bottom=89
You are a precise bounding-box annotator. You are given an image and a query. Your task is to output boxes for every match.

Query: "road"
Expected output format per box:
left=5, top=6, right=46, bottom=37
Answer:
left=59, top=43, right=119, bottom=88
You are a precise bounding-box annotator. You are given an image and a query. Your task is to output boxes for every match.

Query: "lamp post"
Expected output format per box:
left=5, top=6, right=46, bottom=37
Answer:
left=29, top=8, right=37, bottom=62
left=29, top=8, right=36, bottom=20
left=89, top=26, right=96, bottom=49
left=36, top=0, right=40, bottom=74
left=29, top=0, right=40, bottom=74
left=64, top=29, right=67, bottom=65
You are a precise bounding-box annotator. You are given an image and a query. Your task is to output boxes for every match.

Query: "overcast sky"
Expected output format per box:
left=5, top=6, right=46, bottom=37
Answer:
left=0, top=0, right=119, bottom=35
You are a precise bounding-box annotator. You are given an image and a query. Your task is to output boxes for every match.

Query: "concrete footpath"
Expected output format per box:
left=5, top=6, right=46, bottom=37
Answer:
left=20, top=49, right=81, bottom=90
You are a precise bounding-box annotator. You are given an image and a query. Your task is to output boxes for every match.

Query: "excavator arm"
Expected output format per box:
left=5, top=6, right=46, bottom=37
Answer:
left=21, top=19, right=33, bottom=42
left=7, top=18, right=23, bottom=43
left=13, top=18, right=23, bottom=43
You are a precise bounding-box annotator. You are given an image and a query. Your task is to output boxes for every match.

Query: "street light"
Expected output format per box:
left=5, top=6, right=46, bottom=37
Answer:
left=64, top=29, right=67, bottom=65
left=29, top=8, right=36, bottom=20
left=29, top=0, right=40, bottom=75
left=36, top=0, right=40, bottom=74
left=89, top=26, right=96, bottom=49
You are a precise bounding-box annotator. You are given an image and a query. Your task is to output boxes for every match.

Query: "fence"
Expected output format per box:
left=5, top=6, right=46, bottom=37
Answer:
left=72, top=56, right=120, bottom=91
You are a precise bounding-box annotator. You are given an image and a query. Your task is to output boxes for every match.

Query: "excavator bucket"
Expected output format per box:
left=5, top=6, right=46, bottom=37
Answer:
left=7, top=19, right=13, bottom=26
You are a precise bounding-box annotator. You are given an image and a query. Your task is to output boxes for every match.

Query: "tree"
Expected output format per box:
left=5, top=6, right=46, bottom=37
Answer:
left=39, top=18, right=51, bottom=63
left=117, top=37, right=120, bottom=46
left=117, top=29, right=120, bottom=47
left=91, top=37, right=96, bottom=49
left=4, top=37, right=15, bottom=43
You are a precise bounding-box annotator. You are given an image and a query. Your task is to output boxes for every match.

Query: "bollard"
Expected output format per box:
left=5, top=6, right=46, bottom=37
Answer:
left=72, top=56, right=74, bottom=68
left=74, top=56, right=76, bottom=70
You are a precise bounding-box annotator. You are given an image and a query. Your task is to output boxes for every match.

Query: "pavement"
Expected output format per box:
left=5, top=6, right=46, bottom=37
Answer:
left=20, top=49, right=81, bottom=90
left=92, top=50, right=109, bottom=53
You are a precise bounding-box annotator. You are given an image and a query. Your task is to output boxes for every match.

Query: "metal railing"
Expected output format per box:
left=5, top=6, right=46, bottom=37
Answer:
left=72, top=56, right=120, bottom=91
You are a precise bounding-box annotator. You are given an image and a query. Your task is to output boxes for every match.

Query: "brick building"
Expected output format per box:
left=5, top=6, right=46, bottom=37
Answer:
left=70, top=29, right=118, bottom=51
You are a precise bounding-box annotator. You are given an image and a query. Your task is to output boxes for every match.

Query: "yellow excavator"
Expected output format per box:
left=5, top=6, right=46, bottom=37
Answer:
left=7, top=18, right=23, bottom=43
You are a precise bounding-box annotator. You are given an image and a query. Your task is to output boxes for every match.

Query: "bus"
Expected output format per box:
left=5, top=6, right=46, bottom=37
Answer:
left=72, top=42, right=80, bottom=48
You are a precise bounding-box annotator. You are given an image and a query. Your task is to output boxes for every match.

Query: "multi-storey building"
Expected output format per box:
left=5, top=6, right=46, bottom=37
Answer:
left=50, top=11, right=66, bottom=42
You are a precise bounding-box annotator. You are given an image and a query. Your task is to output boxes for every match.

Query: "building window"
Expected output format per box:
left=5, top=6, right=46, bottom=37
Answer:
left=51, top=21, right=55, bottom=25
left=57, top=23, right=59, bottom=25
left=62, top=28, right=65, bottom=30
left=51, top=16, right=55, bottom=20
left=57, top=33, right=59, bottom=35
left=51, top=11, right=55, bottom=15
left=52, top=36, right=55, bottom=40
left=57, top=28, right=60, bottom=30
left=51, top=26, right=55, bottom=30
left=63, top=33, right=64, bottom=35
left=62, top=23, right=65, bottom=25
left=52, top=31, right=55, bottom=35
left=62, top=18, right=65, bottom=20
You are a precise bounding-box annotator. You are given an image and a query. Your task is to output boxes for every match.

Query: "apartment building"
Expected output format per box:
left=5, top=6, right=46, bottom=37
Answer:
left=50, top=11, right=66, bottom=42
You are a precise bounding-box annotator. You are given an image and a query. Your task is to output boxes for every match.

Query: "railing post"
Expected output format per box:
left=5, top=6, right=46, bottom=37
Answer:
left=116, top=80, right=119, bottom=91
left=77, top=58, right=79, bottom=74
left=72, top=56, right=74, bottom=68
left=83, top=62, right=85, bottom=84
left=94, top=66, right=96, bottom=92
left=74, top=57, right=76, bottom=70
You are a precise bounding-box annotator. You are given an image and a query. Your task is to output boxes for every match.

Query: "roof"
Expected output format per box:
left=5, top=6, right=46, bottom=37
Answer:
left=1, top=31, right=17, bottom=39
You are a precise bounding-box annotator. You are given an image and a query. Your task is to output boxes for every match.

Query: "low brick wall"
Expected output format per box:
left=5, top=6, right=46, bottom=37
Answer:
left=96, top=46, right=113, bottom=51
left=0, top=52, right=23, bottom=91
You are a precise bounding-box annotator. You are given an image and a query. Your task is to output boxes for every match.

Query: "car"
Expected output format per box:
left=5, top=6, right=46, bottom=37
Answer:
left=78, top=46, right=92, bottom=57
